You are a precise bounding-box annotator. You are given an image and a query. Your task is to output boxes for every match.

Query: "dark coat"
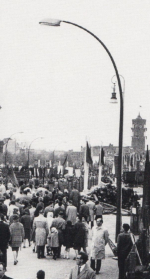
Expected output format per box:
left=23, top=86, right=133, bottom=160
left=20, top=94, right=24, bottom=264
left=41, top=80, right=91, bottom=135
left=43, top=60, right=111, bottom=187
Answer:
left=3, top=276, right=13, bottom=279
left=79, top=204, right=90, bottom=218
left=63, top=224, right=74, bottom=249
left=117, top=232, right=133, bottom=259
left=70, top=189, right=80, bottom=208
left=73, top=221, right=86, bottom=249
left=0, top=221, right=10, bottom=249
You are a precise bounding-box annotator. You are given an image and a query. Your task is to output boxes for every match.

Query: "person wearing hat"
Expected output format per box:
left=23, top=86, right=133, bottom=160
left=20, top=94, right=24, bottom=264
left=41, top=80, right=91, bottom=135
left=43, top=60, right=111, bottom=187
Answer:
left=117, top=223, right=133, bottom=279
left=9, top=214, right=24, bottom=265
left=51, top=211, right=66, bottom=258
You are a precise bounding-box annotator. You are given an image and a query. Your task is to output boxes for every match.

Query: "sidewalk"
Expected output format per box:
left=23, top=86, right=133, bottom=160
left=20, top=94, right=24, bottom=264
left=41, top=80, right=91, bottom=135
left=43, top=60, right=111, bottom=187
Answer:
left=5, top=214, right=130, bottom=279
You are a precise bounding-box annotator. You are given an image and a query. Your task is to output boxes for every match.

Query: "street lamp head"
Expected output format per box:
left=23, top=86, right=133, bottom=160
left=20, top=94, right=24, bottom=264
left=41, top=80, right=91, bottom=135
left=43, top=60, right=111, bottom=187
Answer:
left=39, top=19, right=61, bottom=27
left=110, top=83, right=117, bottom=104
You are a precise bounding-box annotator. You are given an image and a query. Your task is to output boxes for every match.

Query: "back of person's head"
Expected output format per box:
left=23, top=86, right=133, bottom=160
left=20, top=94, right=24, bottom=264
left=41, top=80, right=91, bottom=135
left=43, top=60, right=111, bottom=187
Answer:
left=37, top=270, right=45, bottom=279
left=32, top=201, right=36, bottom=208
left=0, top=213, right=4, bottom=220
left=58, top=211, right=64, bottom=217
left=67, top=220, right=72, bottom=226
left=123, top=223, right=130, bottom=232
left=39, top=209, right=44, bottom=214
left=11, top=200, right=15, bottom=205
left=13, top=214, right=19, bottom=221
left=58, top=201, right=62, bottom=207
left=95, top=201, right=99, bottom=205
left=78, top=252, right=88, bottom=264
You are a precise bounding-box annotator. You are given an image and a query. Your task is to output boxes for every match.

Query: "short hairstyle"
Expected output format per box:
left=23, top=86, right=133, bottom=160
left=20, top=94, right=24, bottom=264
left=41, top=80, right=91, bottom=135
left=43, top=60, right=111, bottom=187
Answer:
left=0, top=213, right=4, bottom=220
left=11, top=201, right=15, bottom=205
left=96, top=217, right=103, bottom=223
left=39, top=209, right=44, bottom=214
left=78, top=252, right=88, bottom=264
left=37, top=270, right=45, bottom=279
left=123, top=223, right=130, bottom=232
left=13, top=214, right=19, bottom=221
left=58, top=211, right=64, bottom=216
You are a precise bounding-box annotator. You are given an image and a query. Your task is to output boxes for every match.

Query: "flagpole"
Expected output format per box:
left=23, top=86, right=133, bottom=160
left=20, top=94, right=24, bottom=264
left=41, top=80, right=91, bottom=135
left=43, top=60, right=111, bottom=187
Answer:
left=98, top=146, right=102, bottom=185
left=84, top=141, right=89, bottom=192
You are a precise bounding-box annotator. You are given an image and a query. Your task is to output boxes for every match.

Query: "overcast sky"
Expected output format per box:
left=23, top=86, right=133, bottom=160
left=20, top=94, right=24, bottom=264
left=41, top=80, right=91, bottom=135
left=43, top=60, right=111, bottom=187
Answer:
left=1, top=1, right=150, bottom=151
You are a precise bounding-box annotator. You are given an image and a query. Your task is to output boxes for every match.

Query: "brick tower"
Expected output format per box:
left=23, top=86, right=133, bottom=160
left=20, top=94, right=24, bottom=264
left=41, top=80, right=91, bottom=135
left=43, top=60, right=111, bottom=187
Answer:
left=131, top=113, right=147, bottom=153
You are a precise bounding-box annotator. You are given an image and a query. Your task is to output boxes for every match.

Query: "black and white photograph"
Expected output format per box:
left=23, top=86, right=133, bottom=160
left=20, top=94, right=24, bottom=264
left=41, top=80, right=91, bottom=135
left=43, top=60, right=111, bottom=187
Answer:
left=0, top=1, right=150, bottom=278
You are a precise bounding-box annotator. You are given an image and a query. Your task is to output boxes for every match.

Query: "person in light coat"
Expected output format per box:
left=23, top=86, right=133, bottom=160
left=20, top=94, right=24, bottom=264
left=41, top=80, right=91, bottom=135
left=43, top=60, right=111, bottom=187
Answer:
left=90, top=217, right=109, bottom=275
left=66, top=200, right=77, bottom=225
left=86, top=198, right=95, bottom=228
left=33, top=209, right=49, bottom=259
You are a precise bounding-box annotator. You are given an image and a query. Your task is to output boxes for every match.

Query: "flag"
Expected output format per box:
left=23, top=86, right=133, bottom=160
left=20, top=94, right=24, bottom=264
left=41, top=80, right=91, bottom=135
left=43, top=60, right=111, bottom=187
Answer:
left=142, top=146, right=150, bottom=229
left=143, top=146, right=150, bottom=207
left=62, top=155, right=68, bottom=166
left=7, top=168, right=19, bottom=187
left=130, top=155, right=133, bottom=167
left=98, top=148, right=105, bottom=166
left=86, top=142, right=93, bottom=165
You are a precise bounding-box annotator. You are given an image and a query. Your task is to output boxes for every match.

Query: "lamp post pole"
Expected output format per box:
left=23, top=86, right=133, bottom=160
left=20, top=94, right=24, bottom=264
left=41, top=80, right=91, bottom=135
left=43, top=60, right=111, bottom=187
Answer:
left=28, top=137, right=43, bottom=168
left=39, top=19, right=124, bottom=239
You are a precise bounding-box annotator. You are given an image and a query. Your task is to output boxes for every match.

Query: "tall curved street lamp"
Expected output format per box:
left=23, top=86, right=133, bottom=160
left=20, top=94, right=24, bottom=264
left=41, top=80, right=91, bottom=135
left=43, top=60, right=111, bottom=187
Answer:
left=39, top=19, right=124, bottom=240
left=5, top=132, right=23, bottom=166
left=28, top=137, right=44, bottom=167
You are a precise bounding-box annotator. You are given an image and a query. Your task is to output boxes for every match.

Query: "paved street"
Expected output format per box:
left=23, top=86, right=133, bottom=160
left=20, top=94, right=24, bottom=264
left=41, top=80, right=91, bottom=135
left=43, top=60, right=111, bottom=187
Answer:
left=5, top=214, right=130, bottom=279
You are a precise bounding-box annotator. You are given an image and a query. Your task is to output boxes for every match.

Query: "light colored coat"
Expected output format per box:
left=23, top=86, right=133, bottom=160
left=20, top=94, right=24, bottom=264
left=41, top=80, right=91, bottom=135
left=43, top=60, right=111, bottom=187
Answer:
left=33, top=215, right=49, bottom=246
left=86, top=201, right=95, bottom=222
left=66, top=205, right=77, bottom=225
left=69, top=263, right=96, bottom=279
left=90, top=225, right=109, bottom=260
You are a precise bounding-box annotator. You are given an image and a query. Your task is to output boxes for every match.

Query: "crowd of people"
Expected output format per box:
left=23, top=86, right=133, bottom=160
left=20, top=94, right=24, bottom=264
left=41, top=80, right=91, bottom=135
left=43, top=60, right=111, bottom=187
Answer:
left=0, top=176, right=134, bottom=279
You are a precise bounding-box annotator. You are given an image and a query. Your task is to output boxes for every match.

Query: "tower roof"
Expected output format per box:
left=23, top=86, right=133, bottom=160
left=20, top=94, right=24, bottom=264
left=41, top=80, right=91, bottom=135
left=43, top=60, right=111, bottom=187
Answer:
left=137, top=112, right=142, bottom=119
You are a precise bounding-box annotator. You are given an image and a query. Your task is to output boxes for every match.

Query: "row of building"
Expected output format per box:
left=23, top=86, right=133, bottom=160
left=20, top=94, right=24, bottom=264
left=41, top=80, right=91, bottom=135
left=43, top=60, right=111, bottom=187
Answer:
left=0, top=114, right=147, bottom=171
